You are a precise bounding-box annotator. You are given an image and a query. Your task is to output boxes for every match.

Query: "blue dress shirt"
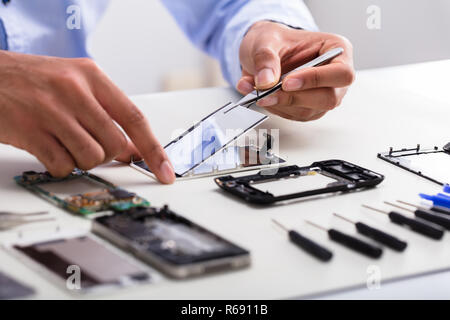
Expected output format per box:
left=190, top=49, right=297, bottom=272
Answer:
left=0, top=0, right=317, bottom=85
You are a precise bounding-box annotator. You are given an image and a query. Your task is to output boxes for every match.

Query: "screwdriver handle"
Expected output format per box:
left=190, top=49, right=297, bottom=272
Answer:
left=430, top=206, right=450, bottom=216
left=388, top=212, right=444, bottom=240
left=288, top=231, right=333, bottom=262
left=414, top=209, right=450, bottom=230
left=328, top=229, right=383, bottom=259
left=355, top=222, right=407, bottom=252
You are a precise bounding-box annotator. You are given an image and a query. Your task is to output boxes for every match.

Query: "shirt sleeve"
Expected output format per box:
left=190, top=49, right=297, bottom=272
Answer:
left=160, top=0, right=318, bottom=87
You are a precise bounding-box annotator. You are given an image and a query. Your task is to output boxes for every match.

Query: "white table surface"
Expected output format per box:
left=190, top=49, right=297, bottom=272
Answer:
left=0, top=60, right=449, bottom=300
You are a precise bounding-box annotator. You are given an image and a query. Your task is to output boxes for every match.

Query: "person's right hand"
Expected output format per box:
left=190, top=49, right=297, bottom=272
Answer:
left=0, top=51, right=175, bottom=184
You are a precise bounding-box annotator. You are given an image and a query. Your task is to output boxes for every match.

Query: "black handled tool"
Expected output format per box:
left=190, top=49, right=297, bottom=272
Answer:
left=362, top=205, right=444, bottom=240
left=272, top=219, right=333, bottom=262
left=398, top=200, right=450, bottom=216
left=333, top=213, right=407, bottom=252
left=305, top=220, right=383, bottom=259
left=385, top=201, right=450, bottom=230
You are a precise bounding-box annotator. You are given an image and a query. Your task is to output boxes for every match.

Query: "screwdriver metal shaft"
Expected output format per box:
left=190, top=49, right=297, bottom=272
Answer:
left=272, top=219, right=333, bottom=262
left=333, top=213, right=407, bottom=251
left=362, top=204, right=444, bottom=240
left=305, top=220, right=383, bottom=259
left=385, top=201, right=450, bottom=230
left=397, top=200, right=450, bottom=216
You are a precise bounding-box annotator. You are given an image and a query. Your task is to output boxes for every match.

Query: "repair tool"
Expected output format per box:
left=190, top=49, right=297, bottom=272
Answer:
left=362, top=205, right=444, bottom=240
left=0, top=217, right=56, bottom=231
left=305, top=220, right=383, bottom=259
left=419, top=193, right=450, bottom=209
left=0, top=211, right=49, bottom=218
left=384, top=201, right=450, bottom=230
left=272, top=219, right=333, bottom=262
left=225, top=47, right=344, bottom=113
left=397, top=200, right=450, bottom=216
left=333, top=213, right=407, bottom=251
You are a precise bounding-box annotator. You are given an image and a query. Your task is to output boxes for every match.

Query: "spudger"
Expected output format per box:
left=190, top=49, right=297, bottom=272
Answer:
left=305, top=220, right=383, bottom=259
left=333, top=213, right=407, bottom=251
left=384, top=201, right=450, bottom=230
left=272, top=219, right=333, bottom=262
left=419, top=193, right=450, bottom=209
left=397, top=200, right=450, bottom=216
left=362, top=205, right=444, bottom=240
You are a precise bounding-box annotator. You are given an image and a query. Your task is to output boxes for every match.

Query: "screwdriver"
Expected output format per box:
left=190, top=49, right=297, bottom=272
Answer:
left=305, top=220, right=383, bottom=259
left=362, top=205, right=444, bottom=240
left=385, top=201, right=450, bottom=230
left=272, top=219, right=333, bottom=262
left=333, top=213, right=407, bottom=252
left=397, top=200, right=450, bottom=216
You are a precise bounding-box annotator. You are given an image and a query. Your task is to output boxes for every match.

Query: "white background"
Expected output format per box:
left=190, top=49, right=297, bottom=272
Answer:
left=88, top=0, right=450, bottom=95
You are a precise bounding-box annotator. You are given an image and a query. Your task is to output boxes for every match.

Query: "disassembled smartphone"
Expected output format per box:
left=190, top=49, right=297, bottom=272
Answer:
left=14, top=169, right=149, bottom=217
left=93, top=206, right=251, bottom=279
left=0, top=271, right=35, bottom=299
left=215, top=159, right=385, bottom=205
left=12, top=234, right=153, bottom=294
left=130, top=103, right=287, bottom=180
left=378, top=143, right=450, bottom=185
left=131, top=137, right=286, bottom=180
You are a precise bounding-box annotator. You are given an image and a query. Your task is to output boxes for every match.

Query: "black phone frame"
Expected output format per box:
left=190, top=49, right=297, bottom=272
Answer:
left=214, top=159, right=384, bottom=205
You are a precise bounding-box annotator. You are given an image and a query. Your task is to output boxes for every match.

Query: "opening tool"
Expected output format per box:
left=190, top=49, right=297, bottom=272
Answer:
left=384, top=201, right=450, bottom=230
left=362, top=205, right=444, bottom=240
left=305, top=220, right=383, bottom=259
left=333, top=213, right=407, bottom=251
left=271, top=219, right=333, bottom=262
left=419, top=193, right=450, bottom=209
left=160, top=47, right=344, bottom=177
left=397, top=200, right=450, bottom=216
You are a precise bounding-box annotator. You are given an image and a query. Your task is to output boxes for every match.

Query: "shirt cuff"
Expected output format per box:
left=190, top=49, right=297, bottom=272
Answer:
left=219, top=1, right=318, bottom=87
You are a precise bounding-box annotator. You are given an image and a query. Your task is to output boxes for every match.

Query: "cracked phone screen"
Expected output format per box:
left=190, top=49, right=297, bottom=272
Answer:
left=164, top=104, right=267, bottom=176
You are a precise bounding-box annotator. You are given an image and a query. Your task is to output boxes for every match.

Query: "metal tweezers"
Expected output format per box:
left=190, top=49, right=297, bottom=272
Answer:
left=224, top=47, right=344, bottom=113
left=0, top=211, right=55, bottom=231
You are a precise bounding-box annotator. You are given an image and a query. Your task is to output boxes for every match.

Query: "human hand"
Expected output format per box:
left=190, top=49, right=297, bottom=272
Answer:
left=238, top=21, right=355, bottom=121
left=0, top=51, right=175, bottom=183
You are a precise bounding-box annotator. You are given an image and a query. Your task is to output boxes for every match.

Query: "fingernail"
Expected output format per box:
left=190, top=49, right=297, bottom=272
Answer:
left=256, top=68, right=275, bottom=88
left=283, top=78, right=304, bottom=91
left=159, top=160, right=175, bottom=184
left=237, top=80, right=254, bottom=94
left=257, top=96, right=278, bottom=107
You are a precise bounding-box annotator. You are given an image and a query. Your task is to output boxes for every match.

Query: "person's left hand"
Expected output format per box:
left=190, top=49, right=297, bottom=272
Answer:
left=237, top=21, right=355, bottom=121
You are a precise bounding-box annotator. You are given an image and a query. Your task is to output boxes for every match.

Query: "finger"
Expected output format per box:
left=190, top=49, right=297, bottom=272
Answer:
left=27, top=132, right=76, bottom=177
left=92, top=74, right=175, bottom=184
left=263, top=106, right=297, bottom=120
left=240, top=39, right=283, bottom=90
left=76, top=95, right=128, bottom=164
left=44, top=111, right=106, bottom=171
left=257, top=87, right=346, bottom=112
left=265, top=105, right=327, bottom=122
left=115, top=140, right=143, bottom=163
left=282, top=62, right=355, bottom=92
left=236, top=76, right=255, bottom=95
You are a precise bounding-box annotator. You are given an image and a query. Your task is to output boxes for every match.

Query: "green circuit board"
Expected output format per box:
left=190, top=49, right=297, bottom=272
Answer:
left=14, top=169, right=150, bottom=217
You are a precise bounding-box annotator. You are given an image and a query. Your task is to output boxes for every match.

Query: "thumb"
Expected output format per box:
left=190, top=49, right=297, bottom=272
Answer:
left=252, top=47, right=282, bottom=90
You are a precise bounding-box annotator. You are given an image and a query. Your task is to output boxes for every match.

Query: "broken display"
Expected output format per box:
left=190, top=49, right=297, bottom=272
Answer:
left=215, top=160, right=384, bottom=205
left=131, top=133, right=286, bottom=180
left=378, top=143, right=450, bottom=185
left=93, top=206, right=251, bottom=279
left=14, top=169, right=149, bottom=217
